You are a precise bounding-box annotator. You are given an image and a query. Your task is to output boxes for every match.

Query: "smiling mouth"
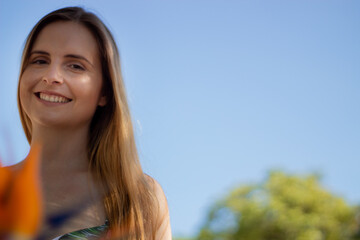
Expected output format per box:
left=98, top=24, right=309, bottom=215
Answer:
left=35, top=92, right=72, bottom=103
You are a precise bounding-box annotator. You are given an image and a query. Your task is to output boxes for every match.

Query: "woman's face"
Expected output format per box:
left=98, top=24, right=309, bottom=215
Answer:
left=19, top=21, right=106, bottom=129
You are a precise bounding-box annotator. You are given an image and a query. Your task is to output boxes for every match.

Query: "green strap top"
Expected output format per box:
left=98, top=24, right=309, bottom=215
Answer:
left=53, top=220, right=109, bottom=240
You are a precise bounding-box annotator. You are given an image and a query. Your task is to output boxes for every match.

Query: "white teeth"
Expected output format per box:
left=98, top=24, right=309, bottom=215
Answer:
left=39, top=93, right=70, bottom=103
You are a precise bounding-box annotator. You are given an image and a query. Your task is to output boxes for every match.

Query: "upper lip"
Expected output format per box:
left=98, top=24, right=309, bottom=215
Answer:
left=35, top=90, right=72, bottom=100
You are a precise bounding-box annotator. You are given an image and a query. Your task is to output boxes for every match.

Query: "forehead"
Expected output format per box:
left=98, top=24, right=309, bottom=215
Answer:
left=32, top=21, right=99, bottom=60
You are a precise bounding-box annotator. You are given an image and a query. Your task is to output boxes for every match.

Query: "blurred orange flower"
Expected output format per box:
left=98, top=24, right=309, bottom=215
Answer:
left=0, top=145, right=43, bottom=239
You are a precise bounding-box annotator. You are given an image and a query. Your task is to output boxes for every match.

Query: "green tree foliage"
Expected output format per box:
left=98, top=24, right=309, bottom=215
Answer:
left=174, top=238, right=196, bottom=240
left=197, top=171, right=360, bottom=240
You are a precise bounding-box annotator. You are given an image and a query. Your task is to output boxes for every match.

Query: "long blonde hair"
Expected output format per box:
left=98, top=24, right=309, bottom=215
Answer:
left=17, top=7, right=158, bottom=239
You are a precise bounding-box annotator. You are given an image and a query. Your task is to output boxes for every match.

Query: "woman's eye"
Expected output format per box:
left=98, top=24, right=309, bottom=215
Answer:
left=69, top=64, right=85, bottom=71
left=31, top=59, right=47, bottom=65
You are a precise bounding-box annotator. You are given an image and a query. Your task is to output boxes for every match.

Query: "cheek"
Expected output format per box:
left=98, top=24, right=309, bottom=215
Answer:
left=74, top=77, right=102, bottom=102
left=20, top=70, right=37, bottom=93
left=71, top=75, right=103, bottom=120
left=19, top=74, right=34, bottom=112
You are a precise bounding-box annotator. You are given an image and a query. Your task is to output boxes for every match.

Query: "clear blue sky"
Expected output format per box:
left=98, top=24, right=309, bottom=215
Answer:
left=1, top=0, right=359, bottom=237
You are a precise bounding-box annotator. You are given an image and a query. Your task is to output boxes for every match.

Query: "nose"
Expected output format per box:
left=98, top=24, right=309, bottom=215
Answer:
left=42, top=63, right=64, bottom=85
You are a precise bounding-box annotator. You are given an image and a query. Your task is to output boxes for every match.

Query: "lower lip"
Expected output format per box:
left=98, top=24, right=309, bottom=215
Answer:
left=35, top=94, right=71, bottom=106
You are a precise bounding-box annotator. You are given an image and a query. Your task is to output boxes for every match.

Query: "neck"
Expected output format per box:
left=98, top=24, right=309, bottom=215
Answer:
left=30, top=124, right=90, bottom=175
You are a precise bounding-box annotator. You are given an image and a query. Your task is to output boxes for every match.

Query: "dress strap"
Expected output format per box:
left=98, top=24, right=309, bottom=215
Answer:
left=56, top=222, right=109, bottom=240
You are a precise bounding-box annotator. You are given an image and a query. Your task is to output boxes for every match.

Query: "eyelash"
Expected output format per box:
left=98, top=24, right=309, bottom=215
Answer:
left=31, top=59, right=47, bottom=65
left=69, top=64, right=85, bottom=71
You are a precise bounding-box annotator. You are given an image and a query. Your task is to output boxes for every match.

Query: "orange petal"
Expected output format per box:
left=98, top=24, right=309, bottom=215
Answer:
left=9, top=145, right=43, bottom=236
left=0, top=164, right=13, bottom=231
left=0, top=165, right=12, bottom=198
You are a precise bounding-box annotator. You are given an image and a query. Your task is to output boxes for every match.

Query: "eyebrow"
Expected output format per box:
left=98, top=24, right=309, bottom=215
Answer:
left=29, top=50, right=94, bottom=67
left=30, top=50, right=49, bottom=56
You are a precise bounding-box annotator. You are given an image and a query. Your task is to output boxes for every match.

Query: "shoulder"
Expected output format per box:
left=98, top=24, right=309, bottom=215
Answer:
left=144, top=174, right=172, bottom=240
left=144, top=175, right=168, bottom=205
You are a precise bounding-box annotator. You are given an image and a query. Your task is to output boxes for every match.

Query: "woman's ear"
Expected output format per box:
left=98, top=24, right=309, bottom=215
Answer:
left=98, top=95, right=107, bottom=106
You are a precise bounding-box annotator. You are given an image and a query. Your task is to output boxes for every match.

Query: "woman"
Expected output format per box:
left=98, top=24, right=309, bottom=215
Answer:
left=16, top=6, right=171, bottom=240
